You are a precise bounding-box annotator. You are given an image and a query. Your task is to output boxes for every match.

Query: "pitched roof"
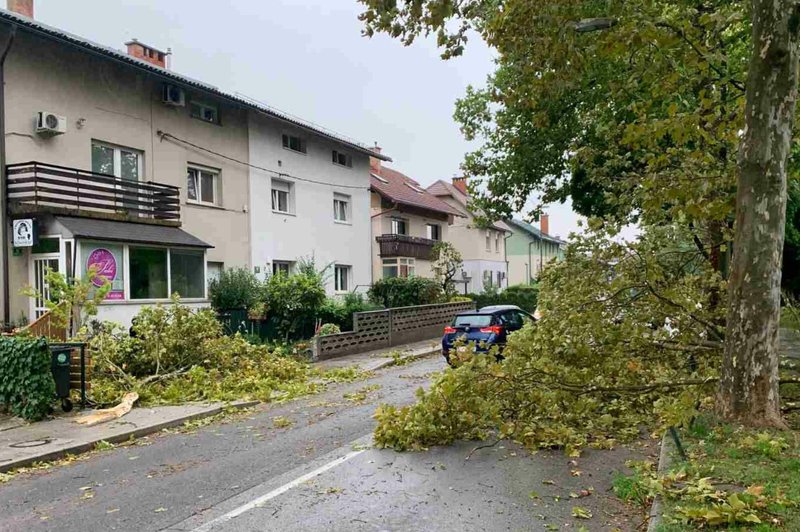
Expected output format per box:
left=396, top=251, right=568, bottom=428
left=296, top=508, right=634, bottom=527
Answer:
left=426, top=179, right=506, bottom=231
left=370, top=167, right=463, bottom=217
left=505, top=218, right=566, bottom=245
left=0, top=8, right=391, bottom=162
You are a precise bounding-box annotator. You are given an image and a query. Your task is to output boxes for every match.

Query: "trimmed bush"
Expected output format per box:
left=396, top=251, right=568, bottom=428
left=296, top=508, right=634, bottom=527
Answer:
left=318, top=323, right=341, bottom=336
left=368, top=277, right=443, bottom=308
left=468, top=284, right=539, bottom=312
left=209, top=268, right=261, bottom=311
left=0, top=336, right=55, bottom=420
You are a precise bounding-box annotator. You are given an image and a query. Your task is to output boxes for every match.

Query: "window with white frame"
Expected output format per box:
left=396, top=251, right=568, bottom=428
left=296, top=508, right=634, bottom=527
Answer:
left=332, top=150, right=352, bottom=168
left=495, top=232, right=500, bottom=253
left=391, top=218, right=408, bottom=235
left=190, top=100, right=220, bottom=124
left=426, top=223, right=441, bottom=241
left=333, top=193, right=350, bottom=222
left=207, top=261, right=223, bottom=289
left=272, top=261, right=292, bottom=276
left=483, top=269, right=493, bottom=288
left=334, top=265, right=351, bottom=292
left=282, top=134, right=306, bottom=154
left=91, top=141, right=142, bottom=181
left=485, top=231, right=491, bottom=251
left=187, top=166, right=220, bottom=205
left=382, top=258, right=415, bottom=278
left=271, top=179, right=294, bottom=213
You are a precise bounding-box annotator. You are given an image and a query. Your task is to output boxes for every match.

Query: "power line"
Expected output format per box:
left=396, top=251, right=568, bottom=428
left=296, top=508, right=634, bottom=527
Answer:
left=157, top=130, right=371, bottom=191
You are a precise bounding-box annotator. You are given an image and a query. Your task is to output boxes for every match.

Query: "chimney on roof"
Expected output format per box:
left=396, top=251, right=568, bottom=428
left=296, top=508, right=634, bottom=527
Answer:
left=125, top=39, right=170, bottom=69
left=451, top=176, right=468, bottom=195
left=7, top=0, right=33, bottom=18
left=370, top=143, right=382, bottom=174
left=540, top=214, right=550, bottom=236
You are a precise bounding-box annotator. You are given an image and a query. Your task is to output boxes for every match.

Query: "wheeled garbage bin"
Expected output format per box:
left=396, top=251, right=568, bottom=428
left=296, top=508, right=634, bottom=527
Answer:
left=50, top=347, right=73, bottom=412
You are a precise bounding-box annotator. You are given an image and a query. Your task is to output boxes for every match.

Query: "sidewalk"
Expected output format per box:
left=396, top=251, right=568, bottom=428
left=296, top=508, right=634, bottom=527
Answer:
left=314, top=337, right=442, bottom=372
left=0, top=400, right=256, bottom=474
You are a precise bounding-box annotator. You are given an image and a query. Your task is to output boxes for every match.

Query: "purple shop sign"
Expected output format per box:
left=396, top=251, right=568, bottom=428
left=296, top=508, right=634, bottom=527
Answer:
left=86, top=248, right=123, bottom=299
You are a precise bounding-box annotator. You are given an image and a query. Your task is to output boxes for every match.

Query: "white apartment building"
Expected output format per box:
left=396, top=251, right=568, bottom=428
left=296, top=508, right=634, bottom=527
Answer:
left=248, top=115, right=389, bottom=295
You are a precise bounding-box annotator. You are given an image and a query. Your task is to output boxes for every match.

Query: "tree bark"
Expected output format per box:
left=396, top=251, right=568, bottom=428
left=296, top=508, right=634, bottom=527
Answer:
left=718, top=0, right=800, bottom=426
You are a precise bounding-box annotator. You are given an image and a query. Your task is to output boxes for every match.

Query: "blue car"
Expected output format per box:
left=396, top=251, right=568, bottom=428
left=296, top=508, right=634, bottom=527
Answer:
left=442, top=305, right=535, bottom=365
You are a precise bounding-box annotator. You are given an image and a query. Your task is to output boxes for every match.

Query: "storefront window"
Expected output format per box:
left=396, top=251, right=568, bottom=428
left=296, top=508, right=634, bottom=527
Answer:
left=170, top=249, right=205, bottom=298
left=130, top=247, right=168, bottom=299
left=81, top=242, right=124, bottom=299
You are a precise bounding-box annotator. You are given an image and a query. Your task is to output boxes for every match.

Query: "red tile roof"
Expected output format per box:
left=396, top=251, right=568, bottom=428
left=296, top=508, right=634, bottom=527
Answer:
left=371, top=166, right=464, bottom=217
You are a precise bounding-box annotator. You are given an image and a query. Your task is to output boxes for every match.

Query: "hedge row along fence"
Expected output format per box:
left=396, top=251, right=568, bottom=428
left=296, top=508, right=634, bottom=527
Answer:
left=0, top=336, right=55, bottom=421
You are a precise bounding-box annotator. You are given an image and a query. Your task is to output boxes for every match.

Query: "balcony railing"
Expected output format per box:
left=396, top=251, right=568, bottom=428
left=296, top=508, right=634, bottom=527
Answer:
left=6, top=161, right=181, bottom=223
left=376, top=233, right=437, bottom=260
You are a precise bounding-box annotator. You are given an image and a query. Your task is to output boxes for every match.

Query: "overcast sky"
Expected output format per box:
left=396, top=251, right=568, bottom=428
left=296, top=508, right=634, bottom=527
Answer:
left=35, top=0, right=583, bottom=239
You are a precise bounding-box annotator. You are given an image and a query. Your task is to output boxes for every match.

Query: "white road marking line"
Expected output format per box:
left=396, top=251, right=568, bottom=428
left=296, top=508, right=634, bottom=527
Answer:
left=191, top=448, right=366, bottom=531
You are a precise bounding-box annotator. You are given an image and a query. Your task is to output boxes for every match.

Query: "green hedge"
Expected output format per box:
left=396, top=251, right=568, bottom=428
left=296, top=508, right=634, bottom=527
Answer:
left=368, top=277, right=443, bottom=308
left=0, top=336, right=54, bottom=420
left=468, top=284, right=539, bottom=312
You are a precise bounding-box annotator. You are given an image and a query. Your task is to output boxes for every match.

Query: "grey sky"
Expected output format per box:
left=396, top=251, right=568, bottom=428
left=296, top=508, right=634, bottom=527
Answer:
left=35, top=0, right=582, bottom=239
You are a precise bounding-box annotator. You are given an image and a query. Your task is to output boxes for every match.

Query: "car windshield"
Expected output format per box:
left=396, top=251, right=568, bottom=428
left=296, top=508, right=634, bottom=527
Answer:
left=453, top=315, right=493, bottom=328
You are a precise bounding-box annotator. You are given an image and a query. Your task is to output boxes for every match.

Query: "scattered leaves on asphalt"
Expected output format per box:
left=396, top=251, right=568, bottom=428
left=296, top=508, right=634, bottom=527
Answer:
left=572, top=506, right=593, bottom=519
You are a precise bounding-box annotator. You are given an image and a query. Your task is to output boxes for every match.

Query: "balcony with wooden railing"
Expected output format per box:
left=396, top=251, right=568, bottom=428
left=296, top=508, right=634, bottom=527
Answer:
left=376, top=233, right=437, bottom=260
left=6, top=161, right=181, bottom=225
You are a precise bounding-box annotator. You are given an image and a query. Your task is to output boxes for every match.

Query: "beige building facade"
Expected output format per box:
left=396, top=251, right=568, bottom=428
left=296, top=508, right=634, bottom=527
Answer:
left=427, top=178, right=509, bottom=294
left=369, top=157, right=461, bottom=283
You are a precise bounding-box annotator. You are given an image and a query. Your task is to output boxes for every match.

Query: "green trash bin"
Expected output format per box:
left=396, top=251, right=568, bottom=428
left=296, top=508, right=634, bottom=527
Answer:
left=50, top=348, right=73, bottom=412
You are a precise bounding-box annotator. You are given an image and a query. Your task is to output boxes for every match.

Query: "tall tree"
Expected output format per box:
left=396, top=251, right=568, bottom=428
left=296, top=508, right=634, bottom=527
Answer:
left=717, top=0, right=800, bottom=426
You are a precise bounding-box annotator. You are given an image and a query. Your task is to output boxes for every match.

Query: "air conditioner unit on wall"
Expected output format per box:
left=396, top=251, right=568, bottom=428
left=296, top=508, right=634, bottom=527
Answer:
left=35, top=112, right=66, bottom=136
left=162, top=83, right=185, bottom=107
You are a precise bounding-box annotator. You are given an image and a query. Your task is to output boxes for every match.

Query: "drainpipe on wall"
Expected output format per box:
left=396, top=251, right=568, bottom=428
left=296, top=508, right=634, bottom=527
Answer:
left=0, top=25, right=17, bottom=326
left=503, top=230, right=511, bottom=289
left=527, top=240, right=535, bottom=285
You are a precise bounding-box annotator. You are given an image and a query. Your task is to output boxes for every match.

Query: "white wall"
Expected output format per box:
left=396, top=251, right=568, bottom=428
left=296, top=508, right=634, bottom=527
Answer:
left=248, top=112, right=372, bottom=294
left=461, top=259, right=508, bottom=294
left=95, top=301, right=210, bottom=328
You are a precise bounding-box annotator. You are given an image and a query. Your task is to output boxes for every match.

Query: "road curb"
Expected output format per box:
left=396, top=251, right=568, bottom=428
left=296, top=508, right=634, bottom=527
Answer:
left=0, top=400, right=259, bottom=474
left=364, top=348, right=440, bottom=372
left=647, top=432, right=675, bottom=532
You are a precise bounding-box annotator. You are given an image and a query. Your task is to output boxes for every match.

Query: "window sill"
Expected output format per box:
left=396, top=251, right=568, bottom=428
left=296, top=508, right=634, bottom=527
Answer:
left=273, top=210, right=296, bottom=217
left=334, top=220, right=352, bottom=226
left=100, top=298, right=209, bottom=305
left=332, top=162, right=352, bottom=169
left=187, top=200, right=224, bottom=210
left=282, top=146, right=307, bottom=156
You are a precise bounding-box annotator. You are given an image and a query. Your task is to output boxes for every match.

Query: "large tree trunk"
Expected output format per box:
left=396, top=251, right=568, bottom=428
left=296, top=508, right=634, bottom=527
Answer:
left=718, top=0, right=800, bottom=426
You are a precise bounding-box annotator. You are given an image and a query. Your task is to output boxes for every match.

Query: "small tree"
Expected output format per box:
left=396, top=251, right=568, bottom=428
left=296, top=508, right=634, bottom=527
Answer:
left=23, top=266, right=110, bottom=336
left=431, top=241, right=463, bottom=298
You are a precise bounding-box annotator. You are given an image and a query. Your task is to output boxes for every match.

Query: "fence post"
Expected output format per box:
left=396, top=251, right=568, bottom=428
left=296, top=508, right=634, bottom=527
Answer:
left=311, top=335, right=320, bottom=361
left=387, top=308, right=394, bottom=347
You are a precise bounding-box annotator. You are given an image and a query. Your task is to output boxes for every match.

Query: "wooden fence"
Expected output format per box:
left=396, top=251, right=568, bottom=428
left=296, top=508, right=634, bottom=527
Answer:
left=313, top=300, right=475, bottom=360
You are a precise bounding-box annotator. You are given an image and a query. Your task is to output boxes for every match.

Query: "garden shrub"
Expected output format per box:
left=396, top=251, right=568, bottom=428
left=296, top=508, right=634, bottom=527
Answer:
left=264, top=269, right=326, bottom=340
left=368, top=277, right=443, bottom=308
left=467, top=284, right=539, bottom=312
left=208, top=267, right=261, bottom=311
left=0, top=336, right=55, bottom=420
left=318, top=293, right=381, bottom=331
left=317, top=323, right=341, bottom=336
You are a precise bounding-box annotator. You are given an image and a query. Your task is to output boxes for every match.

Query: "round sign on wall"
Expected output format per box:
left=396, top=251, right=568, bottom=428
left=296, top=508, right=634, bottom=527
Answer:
left=86, top=248, right=117, bottom=287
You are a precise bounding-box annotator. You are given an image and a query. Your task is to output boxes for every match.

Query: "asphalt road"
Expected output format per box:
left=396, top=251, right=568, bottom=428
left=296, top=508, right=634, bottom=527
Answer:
left=0, top=355, right=655, bottom=532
